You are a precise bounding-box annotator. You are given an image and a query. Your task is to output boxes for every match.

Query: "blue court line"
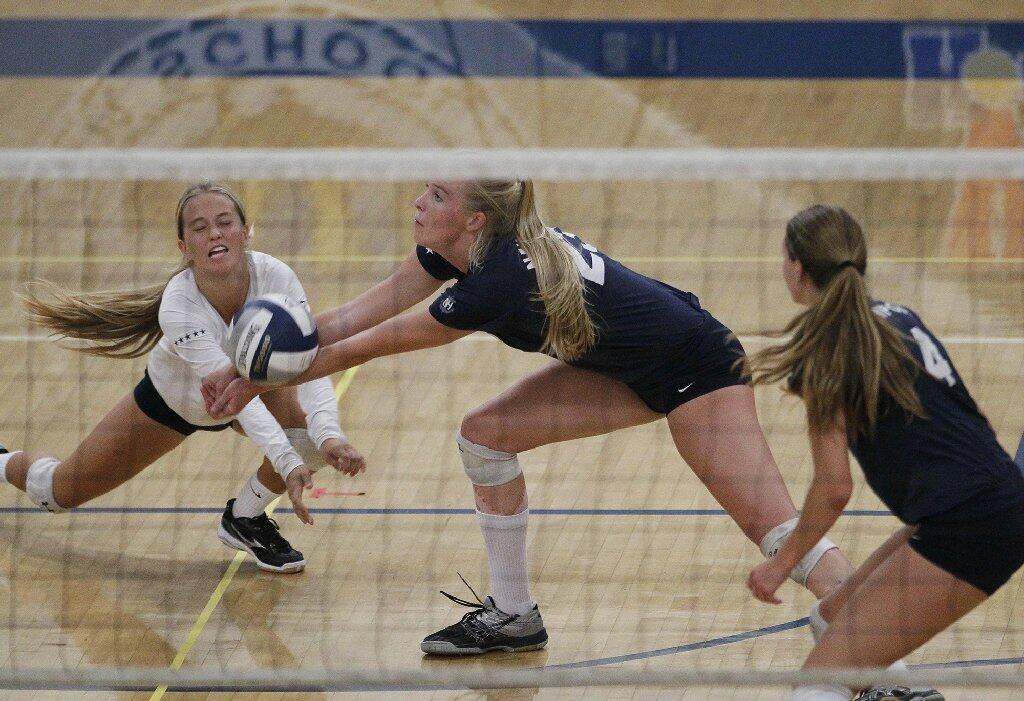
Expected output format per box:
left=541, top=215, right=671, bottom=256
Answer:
left=17, top=632, right=1018, bottom=692
left=0, top=506, right=894, bottom=517
left=543, top=617, right=809, bottom=669
left=914, top=656, right=1024, bottom=669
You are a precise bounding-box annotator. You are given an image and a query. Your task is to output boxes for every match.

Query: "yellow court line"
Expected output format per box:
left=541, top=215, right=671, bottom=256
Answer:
left=333, top=365, right=362, bottom=401
left=147, top=509, right=268, bottom=701
left=1, top=254, right=1022, bottom=265
left=149, top=365, right=361, bottom=701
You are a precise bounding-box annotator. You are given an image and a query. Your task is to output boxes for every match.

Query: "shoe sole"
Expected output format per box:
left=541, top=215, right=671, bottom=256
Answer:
left=217, top=523, right=306, bottom=573
left=420, top=635, right=548, bottom=656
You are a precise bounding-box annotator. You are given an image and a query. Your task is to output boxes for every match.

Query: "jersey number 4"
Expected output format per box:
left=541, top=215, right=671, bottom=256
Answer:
left=560, top=232, right=606, bottom=285
left=909, top=327, right=956, bottom=387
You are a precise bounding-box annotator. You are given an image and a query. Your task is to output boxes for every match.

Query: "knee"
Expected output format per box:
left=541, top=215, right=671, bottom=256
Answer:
left=456, top=425, right=523, bottom=489
left=460, top=408, right=520, bottom=453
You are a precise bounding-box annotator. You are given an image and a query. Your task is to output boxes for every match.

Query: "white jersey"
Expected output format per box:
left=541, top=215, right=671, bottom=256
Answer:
left=147, top=251, right=342, bottom=478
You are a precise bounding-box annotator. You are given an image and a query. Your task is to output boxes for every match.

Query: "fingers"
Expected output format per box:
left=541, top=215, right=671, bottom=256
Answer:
left=746, top=574, right=782, bottom=605
left=347, top=449, right=367, bottom=475
left=330, top=446, right=366, bottom=477
left=210, top=380, right=244, bottom=418
left=201, top=375, right=225, bottom=412
left=287, top=469, right=314, bottom=525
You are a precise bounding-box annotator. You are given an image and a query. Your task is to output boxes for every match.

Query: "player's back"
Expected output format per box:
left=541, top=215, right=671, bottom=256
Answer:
left=423, top=229, right=720, bottom=384
left=850, top=301, right=1023, bottom=524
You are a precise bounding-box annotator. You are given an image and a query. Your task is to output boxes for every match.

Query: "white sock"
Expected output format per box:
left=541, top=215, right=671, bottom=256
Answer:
left=809, top=599, right=829, bottom=642
left=792, top=684, right=850, bottom=700
left=0, top=451, right=17, bottom=484
left=232, top=473, right=277, bottom=518
left=477, top=509, right=534, bottom=616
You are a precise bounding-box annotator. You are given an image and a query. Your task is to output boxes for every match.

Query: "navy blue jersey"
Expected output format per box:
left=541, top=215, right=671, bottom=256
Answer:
left=417, top=229, right=712, bottom=386
left=850, top=301, right=1023, bottom=523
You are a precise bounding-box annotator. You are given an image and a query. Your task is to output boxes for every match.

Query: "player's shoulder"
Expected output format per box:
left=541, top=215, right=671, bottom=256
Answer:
left=248, top=250, right=293, bottom=277
left=159, top=270, right=212, bottom=321
left=416, top=245, right=464, bottom=281
left=481, top=237, right=534, bottom=275
left=871, top=300, right=921, bottom=328
left=162, top=266, right=199, bottom=304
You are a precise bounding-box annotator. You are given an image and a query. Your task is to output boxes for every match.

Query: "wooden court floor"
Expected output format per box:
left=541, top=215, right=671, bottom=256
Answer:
left=0, top=1, right=1023, bottom=699
left=0, top=178, right=1021, bottom=701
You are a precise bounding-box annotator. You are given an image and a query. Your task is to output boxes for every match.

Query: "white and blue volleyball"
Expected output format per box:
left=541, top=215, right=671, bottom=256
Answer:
left=227, top=294, right=318, bottom=385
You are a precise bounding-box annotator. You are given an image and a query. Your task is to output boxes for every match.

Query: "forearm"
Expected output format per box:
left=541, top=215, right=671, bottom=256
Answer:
left=315, top=252, right=443, bottom=345
left=315, top=299, right=380, bottom=346
left=236, top=399, right=304, bottom=479
left=775, top=475, right=849, bottom=572
left=293, top=311, right=467, bottom=385
left=296, top=377, right=345, bottom=446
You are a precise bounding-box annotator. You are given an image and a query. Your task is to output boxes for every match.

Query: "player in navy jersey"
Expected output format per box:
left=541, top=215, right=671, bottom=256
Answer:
left=745, top=204, right=1024, bottom=701
left=204, top=179, right=859, bottom=654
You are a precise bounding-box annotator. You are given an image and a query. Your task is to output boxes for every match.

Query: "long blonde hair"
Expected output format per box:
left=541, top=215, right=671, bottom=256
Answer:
left=462, top=180, right=596, bottom=362
left=745, top=204, right=924, bottom=437
left=24, top=182, right=248, bottom=359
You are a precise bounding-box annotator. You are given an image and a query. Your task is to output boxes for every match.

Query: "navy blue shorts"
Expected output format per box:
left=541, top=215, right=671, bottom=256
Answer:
left=133, top=371, right=233, bottom=437
left=910, top=489, right=1024, bottom=595
left=628, top=317, right=749, bottom=415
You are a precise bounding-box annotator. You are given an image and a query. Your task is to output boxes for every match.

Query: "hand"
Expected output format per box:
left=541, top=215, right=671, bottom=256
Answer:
left=201, top=363, right=240, bottom=408
left=747, top=559, right=791, bottom=604
left=285, top=465, right=314, bottom=525
left=318, top=438, right=366, bottom=477
left=206, top=376, right=261, bottom=419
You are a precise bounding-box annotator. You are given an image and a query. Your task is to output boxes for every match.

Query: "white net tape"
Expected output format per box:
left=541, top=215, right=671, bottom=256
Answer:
left=0, top=147, right=1022, bottom=181
left=0, top=664, right=1020, bottom=692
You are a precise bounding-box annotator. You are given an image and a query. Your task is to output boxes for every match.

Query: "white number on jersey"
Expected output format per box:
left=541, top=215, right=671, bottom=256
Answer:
left=909, top=326, right=956, bottom=387
left=560, top=232, right=606, bottom=286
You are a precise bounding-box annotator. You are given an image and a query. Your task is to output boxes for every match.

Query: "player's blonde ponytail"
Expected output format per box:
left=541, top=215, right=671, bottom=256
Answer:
left=464, top=180, right=596, bottom=362
left=745, top=204, right=924, bottom=437
left=23, top=182, right=247, bottom=359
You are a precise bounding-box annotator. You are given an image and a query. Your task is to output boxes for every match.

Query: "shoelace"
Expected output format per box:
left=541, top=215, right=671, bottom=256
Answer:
left=857, top=688, right=914, bottom=701
left=438, top=573, right=516, bottom=643
left=439, top=572, right=486, bottom=609
left=245, top=514, right=292, bottom=553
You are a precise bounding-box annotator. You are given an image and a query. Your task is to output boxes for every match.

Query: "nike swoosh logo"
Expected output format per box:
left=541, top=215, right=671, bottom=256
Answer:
left=678, top=382, right=694, bottom=394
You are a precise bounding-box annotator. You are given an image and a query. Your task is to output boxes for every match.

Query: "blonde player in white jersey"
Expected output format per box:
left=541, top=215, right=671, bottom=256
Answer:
left=0, top=182, right=365, bottom=573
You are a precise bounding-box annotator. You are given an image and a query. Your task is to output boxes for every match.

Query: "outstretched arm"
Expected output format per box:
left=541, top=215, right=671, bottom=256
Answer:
left=747, top=421, right=853, bottom=604
left=205, top=309, right=470, bottom=418
left=316, top=249, right=445, bottom=345
left=309, top=308, right=470, bottom=379
left=202, top=249, right=447, bottom=416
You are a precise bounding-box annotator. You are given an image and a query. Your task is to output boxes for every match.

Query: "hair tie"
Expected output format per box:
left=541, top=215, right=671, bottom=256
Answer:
left=837, top=260, right=859, bottom=272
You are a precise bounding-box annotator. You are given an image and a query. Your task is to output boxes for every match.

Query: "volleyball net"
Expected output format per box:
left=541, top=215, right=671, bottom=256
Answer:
left=0, top=147, right=1021, bottom=697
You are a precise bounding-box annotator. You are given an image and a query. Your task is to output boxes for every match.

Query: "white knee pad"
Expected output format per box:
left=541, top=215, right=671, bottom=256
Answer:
left=25, top=457, right=68, bottom=513
left=283, top=428, right=327, bottom=474
left=808, top=599, right=829, bottom=642
left=759, top=517, right=838, bottom=585
left=456, top=431, right=522, bottom=487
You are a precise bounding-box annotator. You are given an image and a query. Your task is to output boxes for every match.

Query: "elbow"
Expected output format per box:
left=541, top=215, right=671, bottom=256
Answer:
left=824, top=480, right=853, bottom=513
left=315, top=308, right=348, bottom=344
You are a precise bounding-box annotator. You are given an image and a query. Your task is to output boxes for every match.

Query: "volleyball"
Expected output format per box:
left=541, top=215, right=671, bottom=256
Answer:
left=227, top=294, right=319, bottom=385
